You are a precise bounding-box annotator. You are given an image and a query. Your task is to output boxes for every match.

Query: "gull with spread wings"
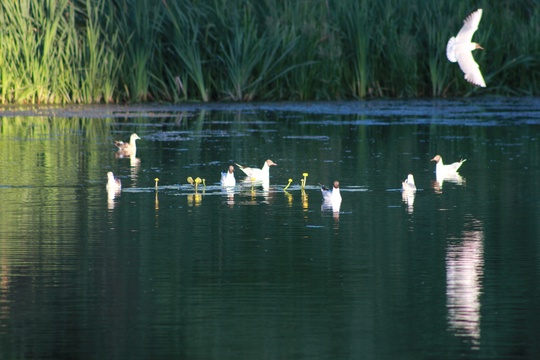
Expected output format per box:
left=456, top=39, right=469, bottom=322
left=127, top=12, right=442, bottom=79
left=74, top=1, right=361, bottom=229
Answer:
left=446, top=9, right=486, bottom=87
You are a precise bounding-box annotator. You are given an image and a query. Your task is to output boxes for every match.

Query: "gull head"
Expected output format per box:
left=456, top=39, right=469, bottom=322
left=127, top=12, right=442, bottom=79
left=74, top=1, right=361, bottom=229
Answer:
left=431, top=155, right=442, bottom=163
left=266, top=159, right=277, bottom=166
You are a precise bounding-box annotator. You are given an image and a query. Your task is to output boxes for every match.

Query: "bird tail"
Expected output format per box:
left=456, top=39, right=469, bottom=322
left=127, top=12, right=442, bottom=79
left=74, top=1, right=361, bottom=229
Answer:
left=319, top=183, right=329, bottom=191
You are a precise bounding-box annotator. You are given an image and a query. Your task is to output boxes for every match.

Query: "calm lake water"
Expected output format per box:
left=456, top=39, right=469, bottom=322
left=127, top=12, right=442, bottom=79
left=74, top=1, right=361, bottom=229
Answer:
left=1, top=98, right=539, bottom=359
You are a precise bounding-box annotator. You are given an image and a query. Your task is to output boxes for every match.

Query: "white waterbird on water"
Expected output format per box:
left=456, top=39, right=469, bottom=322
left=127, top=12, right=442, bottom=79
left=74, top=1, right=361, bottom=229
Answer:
left=402, top=174, right=417, bottom=192
left=321, top=181, right=342, bottom=212
left=431, top=155, right=466, bottom=175
left=106, top=172, right=121, bottom=191
left=221, top=165, right=236, bottom=187
left=446, top=8, right=486, bottom=87
left=235, top=159, right=277, bottom=182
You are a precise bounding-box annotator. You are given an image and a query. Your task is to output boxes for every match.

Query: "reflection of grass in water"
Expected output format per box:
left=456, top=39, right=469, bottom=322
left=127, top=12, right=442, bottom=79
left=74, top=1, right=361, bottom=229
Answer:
left=0, top=118, right=115, bottom=187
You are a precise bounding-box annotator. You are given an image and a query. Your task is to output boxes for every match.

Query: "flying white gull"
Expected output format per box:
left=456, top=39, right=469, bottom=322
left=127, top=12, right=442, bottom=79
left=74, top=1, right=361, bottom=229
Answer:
left=447, top=8, right=486, bottom=87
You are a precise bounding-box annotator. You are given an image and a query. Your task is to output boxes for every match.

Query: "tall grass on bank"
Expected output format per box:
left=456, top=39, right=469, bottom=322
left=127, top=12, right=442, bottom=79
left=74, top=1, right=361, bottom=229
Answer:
left=163, top=0, right=211, bottom=102
left=0, top=0, right=69, bottom=103
left=337, top=0, right=371, bottom=98
left=0, top=0, right=539, bottom=103
left=212, top=1, right=300, bottom=101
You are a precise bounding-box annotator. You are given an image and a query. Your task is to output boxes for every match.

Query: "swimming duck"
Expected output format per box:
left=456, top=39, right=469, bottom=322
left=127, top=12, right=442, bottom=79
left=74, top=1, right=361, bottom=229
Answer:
left=235, top=159, right=277, bottom=182
left=221, top=165, right=236, bottom=187
left=114, top=133, right=141, bottom=157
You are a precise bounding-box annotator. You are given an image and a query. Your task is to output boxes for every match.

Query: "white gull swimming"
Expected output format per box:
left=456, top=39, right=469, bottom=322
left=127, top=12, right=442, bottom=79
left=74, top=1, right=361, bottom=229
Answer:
left=220, top=165, right=236, bottom=187
left=431, top=155, right=466, bottom=175
left=402, top=174, right=417, bottom=192
left=235, top=159, right=277, bottom=183
left=321, top=180, right=342, bottom=212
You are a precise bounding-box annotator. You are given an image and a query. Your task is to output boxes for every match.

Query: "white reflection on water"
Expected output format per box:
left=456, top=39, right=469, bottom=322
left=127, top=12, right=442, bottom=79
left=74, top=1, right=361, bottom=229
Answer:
left=129, top=155, right=141, bottom=186
left=446, top=217, right=484, bottom=348
left=107, top=187, right=121, bottom=209
left=432, top=173, right=465, bottom=193
left=240, top=178, right=270, bottom=192
left=401, top=190, right=415, bottom=214
left=222, top=187, right=236, bottom=207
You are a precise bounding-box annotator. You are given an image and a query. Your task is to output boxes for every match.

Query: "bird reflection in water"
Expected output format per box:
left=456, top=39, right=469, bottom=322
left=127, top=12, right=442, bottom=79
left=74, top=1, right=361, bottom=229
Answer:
left=432, top=173, right=465, bottom=193
left=222, top=187, right=235, bottom=207
left=106, top=172, right=121, bottom=209
left=446, top=217, right=484, bottom=349
left=129, top=155, right=141, bottom=186
left=401, top=190, right=415, bottom=214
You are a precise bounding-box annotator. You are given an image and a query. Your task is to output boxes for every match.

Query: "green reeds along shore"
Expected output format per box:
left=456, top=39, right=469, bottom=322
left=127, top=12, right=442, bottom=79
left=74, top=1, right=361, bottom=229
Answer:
left=0, top=0, right=538, bottom=104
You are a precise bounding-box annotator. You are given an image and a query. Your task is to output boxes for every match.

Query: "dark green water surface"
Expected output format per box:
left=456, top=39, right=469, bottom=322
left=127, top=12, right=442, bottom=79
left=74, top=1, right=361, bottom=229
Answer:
left=0, top=99, right=539, bottom=359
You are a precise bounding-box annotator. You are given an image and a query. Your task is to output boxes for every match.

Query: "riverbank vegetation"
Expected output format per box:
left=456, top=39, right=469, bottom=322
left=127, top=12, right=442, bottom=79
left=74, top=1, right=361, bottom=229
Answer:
left=0, top=0, right=537, bottom=104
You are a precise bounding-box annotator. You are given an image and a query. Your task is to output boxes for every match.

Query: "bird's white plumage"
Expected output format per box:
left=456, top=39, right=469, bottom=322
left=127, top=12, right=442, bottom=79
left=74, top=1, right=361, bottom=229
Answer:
left=321, top=181, right=342, bottom=212
left=221, top=165, right=236, bottom=187
left=431, top=155, right=466, bottom=175
left=402, top=174, right=417, bottom=192
left=446, top=9, right=486, bottom=87
left=235, top=159, right=277, bottom=182
left=106, top=172, right=122, bottom=191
